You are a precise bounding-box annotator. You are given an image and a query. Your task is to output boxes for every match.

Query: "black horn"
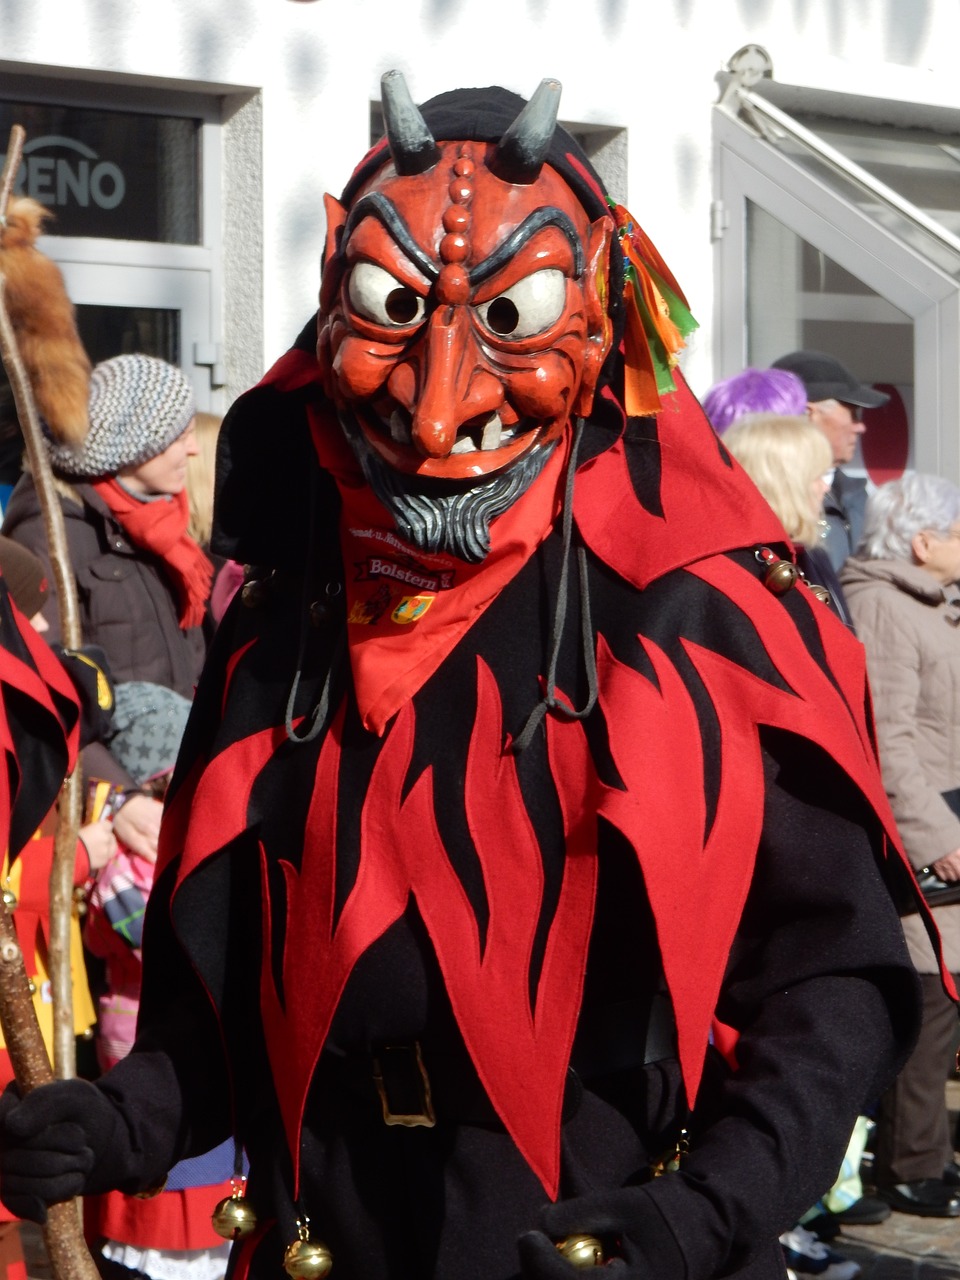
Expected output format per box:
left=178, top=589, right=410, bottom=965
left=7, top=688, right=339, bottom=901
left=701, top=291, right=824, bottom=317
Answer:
left=380, top=70, right=440, bottom=175
left=490, top=78, right=562, bottom=184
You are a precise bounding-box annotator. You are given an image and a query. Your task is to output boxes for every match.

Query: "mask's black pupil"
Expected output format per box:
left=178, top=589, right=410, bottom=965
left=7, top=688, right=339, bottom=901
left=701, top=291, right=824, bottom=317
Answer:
left=487, top=297, right=520, bottom=335
left=386, top=288, right=420, bottom=324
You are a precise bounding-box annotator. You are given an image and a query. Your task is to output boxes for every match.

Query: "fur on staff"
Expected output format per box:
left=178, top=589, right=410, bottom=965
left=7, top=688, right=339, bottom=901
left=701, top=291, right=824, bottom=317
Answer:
left=0, top=197, right=90, bottom=445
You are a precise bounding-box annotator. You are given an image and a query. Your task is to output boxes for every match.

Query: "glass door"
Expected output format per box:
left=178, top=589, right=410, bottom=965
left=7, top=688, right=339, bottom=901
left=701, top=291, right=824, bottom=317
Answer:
left=713, top=100, right=960, bottom=483
left=53, top=257, right=214, bottom=408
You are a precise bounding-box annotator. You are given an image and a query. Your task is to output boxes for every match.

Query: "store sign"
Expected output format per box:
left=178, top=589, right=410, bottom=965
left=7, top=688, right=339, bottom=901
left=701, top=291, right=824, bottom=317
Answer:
left=16, top=134, right=126, bottom=211
left=0, top=99, right=199, bottom=244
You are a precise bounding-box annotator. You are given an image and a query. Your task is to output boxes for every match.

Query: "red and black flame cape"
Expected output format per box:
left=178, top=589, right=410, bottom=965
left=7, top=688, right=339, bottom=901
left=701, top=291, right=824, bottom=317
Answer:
left=0, top=578, right=79, bottom=863
left=148, top=322, right=940, bottom=1205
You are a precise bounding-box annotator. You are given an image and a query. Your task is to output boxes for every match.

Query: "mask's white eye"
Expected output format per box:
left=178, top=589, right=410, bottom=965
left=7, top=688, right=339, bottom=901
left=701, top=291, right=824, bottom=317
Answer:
left=348, top=263, right=426, bottom=328
left=475, top=269, right=567, bottom=340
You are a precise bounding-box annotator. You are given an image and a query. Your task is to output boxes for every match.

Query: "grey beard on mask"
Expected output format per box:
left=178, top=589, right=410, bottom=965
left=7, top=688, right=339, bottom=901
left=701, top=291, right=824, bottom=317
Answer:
left=337, top=409, right=557, bottom=563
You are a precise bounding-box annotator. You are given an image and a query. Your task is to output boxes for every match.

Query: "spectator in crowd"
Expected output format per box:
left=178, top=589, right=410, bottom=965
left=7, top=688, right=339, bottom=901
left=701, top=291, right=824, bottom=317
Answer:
left=722, top=413, right=851, bottom=628
left=723, top=415, right=882, bottom=1271
left=84, top=680, right=234, bottom=1280
left=185, top=410, right=221, bottom=552
left=185, top=410, right=243, bottom=630
left=701, top=366, right=807, bottom=435
left=1, top=354, right=212, bottom=863
left=840, top=472, right=960, bottom=1218
left=771, top=351, right=888, bottom=572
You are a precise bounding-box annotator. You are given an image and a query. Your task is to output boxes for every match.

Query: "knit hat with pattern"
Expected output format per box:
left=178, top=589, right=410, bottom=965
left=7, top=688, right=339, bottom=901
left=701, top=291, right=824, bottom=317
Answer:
left=108, top=680, right=191, bottom=784
left=46, top=354, right=195, bottom=479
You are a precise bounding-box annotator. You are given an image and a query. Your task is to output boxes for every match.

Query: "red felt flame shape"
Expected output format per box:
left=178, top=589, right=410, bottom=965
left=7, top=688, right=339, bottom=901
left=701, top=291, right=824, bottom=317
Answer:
left=394, top=657, right=598, bottom=1197
left=595, top=630, right=764, bottom=1110
left=260, top=697, right=412, bottom=1190
left=163, top=721, right=292, bottom=886
left=192, top=660, right=598, bottom=1197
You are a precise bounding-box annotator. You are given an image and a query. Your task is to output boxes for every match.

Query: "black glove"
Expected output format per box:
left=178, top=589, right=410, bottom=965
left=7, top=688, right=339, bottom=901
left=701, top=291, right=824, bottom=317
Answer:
left=0, top=1078, right=136, bottom=1223
left=518, top=1187, right=683, bottom=1280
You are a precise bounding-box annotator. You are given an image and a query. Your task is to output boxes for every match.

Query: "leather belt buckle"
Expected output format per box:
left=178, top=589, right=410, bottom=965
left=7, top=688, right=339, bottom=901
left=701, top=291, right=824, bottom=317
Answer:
left=373, top=1042, right=436, bottom=1128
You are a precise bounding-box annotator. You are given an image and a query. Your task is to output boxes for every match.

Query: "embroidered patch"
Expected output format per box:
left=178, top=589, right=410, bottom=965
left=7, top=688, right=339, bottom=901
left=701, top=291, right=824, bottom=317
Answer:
left=347, top=584, right=394, bottom=625
left=392, top=594, right=435, bottom=624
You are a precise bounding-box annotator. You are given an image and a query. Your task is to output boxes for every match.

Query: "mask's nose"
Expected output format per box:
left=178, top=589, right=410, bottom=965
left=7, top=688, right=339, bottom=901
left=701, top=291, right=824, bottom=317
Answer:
left=389, top=307, right=504, bottom=458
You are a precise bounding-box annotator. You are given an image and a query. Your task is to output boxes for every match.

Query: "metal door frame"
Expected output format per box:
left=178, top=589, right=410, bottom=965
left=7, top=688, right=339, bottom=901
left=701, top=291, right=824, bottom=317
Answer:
left=713, top=106, right=960, bottom=480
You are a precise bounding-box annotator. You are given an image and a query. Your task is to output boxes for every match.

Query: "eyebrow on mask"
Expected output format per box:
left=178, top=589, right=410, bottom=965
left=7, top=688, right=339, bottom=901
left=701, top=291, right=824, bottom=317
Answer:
left=469, top=207, right=583, bottom=286
left=343, top=193, right=440, bottom=282
left=343, top=197, right=584, bottom=292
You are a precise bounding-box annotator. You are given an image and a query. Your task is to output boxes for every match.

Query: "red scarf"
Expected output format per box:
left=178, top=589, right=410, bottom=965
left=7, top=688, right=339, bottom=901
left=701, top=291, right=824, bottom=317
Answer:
left=308, top=406, right=570, bottom=736
left=92, top=480, right=213, bottom=630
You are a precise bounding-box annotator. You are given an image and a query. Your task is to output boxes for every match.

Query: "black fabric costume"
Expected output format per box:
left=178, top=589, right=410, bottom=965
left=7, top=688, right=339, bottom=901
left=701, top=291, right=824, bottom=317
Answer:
left=69, top=323, right=922, bottom=1280
left=0, top=85, right=934, bottom=1280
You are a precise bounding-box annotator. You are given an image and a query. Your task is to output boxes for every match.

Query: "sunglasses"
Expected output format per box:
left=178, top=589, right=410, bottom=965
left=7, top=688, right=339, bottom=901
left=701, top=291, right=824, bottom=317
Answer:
left=839, top=402, right=864, bottom=423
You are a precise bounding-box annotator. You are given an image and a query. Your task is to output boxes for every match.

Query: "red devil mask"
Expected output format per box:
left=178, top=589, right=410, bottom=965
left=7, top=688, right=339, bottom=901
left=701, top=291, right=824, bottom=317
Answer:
left=317, top=77, right=614, bottom=486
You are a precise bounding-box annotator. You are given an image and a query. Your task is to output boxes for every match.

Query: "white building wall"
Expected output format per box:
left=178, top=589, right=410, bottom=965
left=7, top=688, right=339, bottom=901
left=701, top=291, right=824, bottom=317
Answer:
left=1, top=0, right=959, bottom=402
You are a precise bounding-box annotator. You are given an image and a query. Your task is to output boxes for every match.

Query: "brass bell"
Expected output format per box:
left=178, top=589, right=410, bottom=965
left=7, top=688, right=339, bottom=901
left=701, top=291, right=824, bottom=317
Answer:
left=2, top=886, right=17, bottom=911
left=212, top=1184, right=259, bottom=1241
left=556, top=1234, right=605, bottom=1269
left=283, top=1238, right=333, bottom=1279
left=241, top=570, right=275, bottom=610
left=763, top=559, right=799, bottom=596
left=807, top=582, right=832, bottom=606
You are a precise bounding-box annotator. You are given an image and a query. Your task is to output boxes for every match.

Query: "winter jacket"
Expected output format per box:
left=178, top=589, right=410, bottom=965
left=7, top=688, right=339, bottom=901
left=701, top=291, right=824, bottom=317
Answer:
left=839, top=554, right=960, bottom=972
left=2, top=474, right=205, bottom=774
left=821, top=471, right=868, bottom=571
left=2, top=472, right=206, bottom=786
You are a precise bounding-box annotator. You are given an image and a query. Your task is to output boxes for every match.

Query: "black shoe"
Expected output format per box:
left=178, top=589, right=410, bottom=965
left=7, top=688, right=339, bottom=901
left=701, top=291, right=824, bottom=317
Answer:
left=804, top=1195, right=892, bottom=1239
left=944, top=1160, right=960, bottom=1188
left=878, top=1180, right=960, bottom=1217
left=832, top=1195, right=892, bottom=1225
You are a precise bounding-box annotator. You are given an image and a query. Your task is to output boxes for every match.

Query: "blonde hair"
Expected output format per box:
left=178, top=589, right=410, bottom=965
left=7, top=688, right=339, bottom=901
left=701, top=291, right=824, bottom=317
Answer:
left=723, top=413, right=833, bottom=547
left=186, top=410, right=222, bottom=547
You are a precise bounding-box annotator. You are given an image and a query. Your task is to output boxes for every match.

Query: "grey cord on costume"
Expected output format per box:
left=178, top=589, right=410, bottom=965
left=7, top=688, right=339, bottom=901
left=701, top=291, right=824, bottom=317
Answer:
left=512, top=417, right=598, bottom=753
left=285, top=475, right=345, bottom=744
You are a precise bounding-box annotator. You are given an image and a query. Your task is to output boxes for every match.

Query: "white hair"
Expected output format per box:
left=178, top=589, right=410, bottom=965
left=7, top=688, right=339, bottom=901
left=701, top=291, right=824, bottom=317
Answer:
left=859, top=471, right=960, bottom=561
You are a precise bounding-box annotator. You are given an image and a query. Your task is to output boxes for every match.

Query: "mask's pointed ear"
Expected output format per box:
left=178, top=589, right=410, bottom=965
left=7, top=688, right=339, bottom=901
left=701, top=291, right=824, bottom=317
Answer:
left=318, top=193, right=348, bottom=315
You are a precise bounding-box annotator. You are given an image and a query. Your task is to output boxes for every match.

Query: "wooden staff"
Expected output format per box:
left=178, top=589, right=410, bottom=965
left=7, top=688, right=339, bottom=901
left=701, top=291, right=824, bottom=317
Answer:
left=0, top=123, right=100, bottom=1280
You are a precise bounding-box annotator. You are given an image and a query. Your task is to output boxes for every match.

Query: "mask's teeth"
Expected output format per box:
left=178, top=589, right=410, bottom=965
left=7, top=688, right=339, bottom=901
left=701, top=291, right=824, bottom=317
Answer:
left=450, top=435, right=476, bottom=454
left=389, top=410, right=411, bottom=443
left=480, top=413, right=502, bottom=451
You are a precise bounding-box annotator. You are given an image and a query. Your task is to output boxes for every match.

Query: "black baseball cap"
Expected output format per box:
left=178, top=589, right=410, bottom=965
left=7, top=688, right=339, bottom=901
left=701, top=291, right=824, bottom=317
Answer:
left=771, top=350, right=889, bottom=409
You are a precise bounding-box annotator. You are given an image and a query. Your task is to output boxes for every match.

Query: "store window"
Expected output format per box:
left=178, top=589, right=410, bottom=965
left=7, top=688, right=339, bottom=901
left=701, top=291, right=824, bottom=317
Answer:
left=0, top=100, right=201, bottom=244
left=75, top=304, right=181, bottom=368
left=0, top=78, right=221, bottom=411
